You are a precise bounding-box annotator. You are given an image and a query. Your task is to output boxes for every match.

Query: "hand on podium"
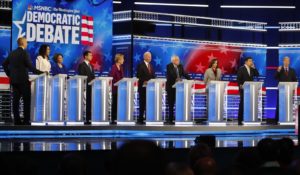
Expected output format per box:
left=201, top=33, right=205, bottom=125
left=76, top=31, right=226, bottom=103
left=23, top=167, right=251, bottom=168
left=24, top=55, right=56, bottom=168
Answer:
left=176, top=78, right=182, bottom=82
left=277, top=66, right=282, bottom=72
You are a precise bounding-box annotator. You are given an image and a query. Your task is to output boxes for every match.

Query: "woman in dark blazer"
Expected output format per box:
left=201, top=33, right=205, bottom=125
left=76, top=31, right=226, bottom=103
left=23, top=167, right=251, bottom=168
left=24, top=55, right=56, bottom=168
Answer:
left=51, top=53, right=68, bottom=75
left=109, top=53, right=125, bottom=124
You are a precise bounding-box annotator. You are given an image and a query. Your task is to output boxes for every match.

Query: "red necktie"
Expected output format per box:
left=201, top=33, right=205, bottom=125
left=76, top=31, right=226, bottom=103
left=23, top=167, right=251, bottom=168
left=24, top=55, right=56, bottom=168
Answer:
left=147, top=64, right=151, bottom=73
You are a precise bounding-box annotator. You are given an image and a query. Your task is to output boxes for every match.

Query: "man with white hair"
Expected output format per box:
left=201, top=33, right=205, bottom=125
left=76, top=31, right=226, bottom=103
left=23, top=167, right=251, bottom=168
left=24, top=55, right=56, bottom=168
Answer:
left=274, top=56, right=297, bottom=124
left=136, top=52, right=156, bottom=124
left=166, top=55, right=191, bottom=124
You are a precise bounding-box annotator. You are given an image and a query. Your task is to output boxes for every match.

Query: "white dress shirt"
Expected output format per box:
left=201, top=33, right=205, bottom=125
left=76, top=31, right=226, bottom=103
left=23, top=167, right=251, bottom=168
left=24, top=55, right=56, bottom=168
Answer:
left=36, top=55, right=51, bottom=72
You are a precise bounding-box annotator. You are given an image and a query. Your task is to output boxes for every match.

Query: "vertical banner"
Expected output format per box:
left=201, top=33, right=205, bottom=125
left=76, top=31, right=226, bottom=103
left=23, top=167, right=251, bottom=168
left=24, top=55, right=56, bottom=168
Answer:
left=12, top=0, right=112, bottom=74
left=0, top=28, right=11, bottom=69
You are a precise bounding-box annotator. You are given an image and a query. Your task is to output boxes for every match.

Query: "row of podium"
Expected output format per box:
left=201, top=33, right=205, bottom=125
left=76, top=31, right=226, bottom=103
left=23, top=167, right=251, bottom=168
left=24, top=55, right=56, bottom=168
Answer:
left=29, top=74, right=298, bottom=126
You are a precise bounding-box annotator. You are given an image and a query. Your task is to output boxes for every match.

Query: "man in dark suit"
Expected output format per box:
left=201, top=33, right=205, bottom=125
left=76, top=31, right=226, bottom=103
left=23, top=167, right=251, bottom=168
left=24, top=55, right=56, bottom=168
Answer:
left=78, top=51, right=95, bottom=125
left=237, top=57, right=260, bottom=125
left=2, top=37, right=44, bottom=125
left=136, top=52, right=156, bottom=124
left=166, top=55, right=191, bottom=124
left=274, top=56, right=298, bottom=124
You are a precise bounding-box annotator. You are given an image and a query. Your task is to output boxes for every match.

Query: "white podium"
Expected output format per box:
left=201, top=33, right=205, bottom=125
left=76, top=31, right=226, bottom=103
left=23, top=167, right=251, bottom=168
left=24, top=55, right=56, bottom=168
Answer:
left=65, top=75, right=87, bottom=125
left=146, top=78, right=166, bottom=126
left=30, top=73, right=49, bottom=126
left=243, top=81, right=264, bottom=125
left=89, top=77, right=113, bottom=125
left=278, top=82, right=298, bottom=125
left=115, top=78, right=138, bottom=125
left=173, top=80, right=202, bottom=126
left=207, top=81, right=229, bottom=126
left=48, top=74, right=67, bottom=125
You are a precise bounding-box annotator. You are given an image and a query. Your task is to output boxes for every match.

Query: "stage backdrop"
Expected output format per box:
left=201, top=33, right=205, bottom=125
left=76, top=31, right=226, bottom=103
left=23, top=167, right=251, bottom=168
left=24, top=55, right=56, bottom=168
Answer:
left=0, top=29, right=11, bottom=69
left=12, top=0, right=112, bottom=75
left=131, top=37, right=266, bottom=80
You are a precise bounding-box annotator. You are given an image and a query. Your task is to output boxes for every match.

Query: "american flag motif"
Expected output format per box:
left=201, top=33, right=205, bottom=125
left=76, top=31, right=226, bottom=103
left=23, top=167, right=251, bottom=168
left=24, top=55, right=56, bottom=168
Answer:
left=81, top=15, right=94, bottom=46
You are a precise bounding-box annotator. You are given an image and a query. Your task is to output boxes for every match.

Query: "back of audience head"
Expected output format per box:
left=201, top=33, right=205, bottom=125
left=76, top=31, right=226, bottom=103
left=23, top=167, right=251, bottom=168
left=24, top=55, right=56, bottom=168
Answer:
left=166, top=162, right=194, bottom=175
left=192, top=157, right=217, bottom=175
left=189, top=143, right=212, bottom=167
left=257, top=138, right=279, bottom=163
left=112, top=140, right=166, bottom=175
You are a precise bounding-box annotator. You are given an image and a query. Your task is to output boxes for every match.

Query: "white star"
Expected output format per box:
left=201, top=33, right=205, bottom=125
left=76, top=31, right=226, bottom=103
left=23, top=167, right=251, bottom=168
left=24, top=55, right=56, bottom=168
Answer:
left=13, top=13, right=26, bottom=38
left=195, top=63, right=205, bottom=73
left=221, top=66, right=227, bottom=74
left=208, top=53, right=217, bottom=62
left=162, top=45, right=168, bottom=53
left=134, top=53, right=141, bottom=62
left=220, top=45, right=229, bottom=54
left=2, top=51, right=8, bottom=58
left=154, top=56, right=161, bottom=66
left=230, top=59, right=237, bottom=68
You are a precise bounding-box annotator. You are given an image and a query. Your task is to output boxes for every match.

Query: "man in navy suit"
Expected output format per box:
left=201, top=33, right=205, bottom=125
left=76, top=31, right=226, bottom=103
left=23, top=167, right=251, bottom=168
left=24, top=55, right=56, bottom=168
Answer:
left=2, top=37, right=44, bottom=125
left=78, top=51, right=95, bottom=125
left=136, top=52, right=156, bottom=124
left=274, top=56, right=298, bottom=124
left=237, top=57, right=260, bottom=125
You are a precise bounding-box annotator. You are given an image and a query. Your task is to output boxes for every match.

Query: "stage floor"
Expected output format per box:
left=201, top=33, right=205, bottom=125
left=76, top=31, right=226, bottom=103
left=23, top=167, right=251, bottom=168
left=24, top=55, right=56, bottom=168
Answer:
left=0, top=124, right=294, bottom=137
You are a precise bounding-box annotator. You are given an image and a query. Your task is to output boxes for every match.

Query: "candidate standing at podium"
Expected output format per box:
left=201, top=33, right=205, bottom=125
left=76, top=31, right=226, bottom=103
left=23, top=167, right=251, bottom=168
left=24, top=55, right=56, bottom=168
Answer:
left=2, top=37, right=44, bottom=125
left=78, top=51, right=95, bottom=125
left=109, top=53, right=124, bottom=124
left=51, top=53, right=68, bottom=75
left=136, top=52, right=156, bottom=124
left=237, top=57, right=260, bottom=125
left=166, top=55, right=191, bottom=124
left=36, top=44, right=51, bottom=74
left=204, top=59, right=222, bottom=84
left=274, top=56, right=298, bottom=124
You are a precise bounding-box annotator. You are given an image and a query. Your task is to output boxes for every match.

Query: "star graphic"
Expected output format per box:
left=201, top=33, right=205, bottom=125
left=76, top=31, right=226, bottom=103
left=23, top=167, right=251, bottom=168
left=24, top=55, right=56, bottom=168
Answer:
left=221, top=66, right=227, bottom=74
left=134, top=53, right=141, bottom=62
left=239, top=53, right=244, bottom=59
left=104, top=52, right=111, bottom=62
left=220, top=45, right=229, bottom=54
left=93, top=61, right=101, bottom=71
left=162, top=44, right=168, bottom=53
left=13, top=13, right=26, bottom=38
left=208, top=53, right=217, bottom=62
left=2, top=51, right=8, bottom=58
left=54, top=44, right=61, bottom=51
left=195, top=63, right=205, bottom=73
left=230, top=59, right=237, bottom=68
left=154, top=56, right=161, bottom=66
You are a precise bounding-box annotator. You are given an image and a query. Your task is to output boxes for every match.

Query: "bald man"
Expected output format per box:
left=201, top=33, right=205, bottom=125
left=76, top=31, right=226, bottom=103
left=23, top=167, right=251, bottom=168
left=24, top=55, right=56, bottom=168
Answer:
left=136, top=52, right=156, bottom=124
left=2, top=37, right=44, bottom=125
left=274, top=56, right=298, bottom=124
left=166, top=55, right=190, bottom=124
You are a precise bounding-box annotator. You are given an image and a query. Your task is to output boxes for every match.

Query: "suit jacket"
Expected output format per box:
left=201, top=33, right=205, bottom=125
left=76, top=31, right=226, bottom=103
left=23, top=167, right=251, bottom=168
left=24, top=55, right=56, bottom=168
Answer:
left=78, top=61, right=95, bottom=83
left=274, top=67, right=297, bottom=82
left=166, top=63, right=191, bottom=90
left=237, top=65, right=260, bottom=89
left=203, top=68, right=222, bottom=84
left=2, top=47, right=43, bottom=84
left=136, top=61, right=156, bottom=89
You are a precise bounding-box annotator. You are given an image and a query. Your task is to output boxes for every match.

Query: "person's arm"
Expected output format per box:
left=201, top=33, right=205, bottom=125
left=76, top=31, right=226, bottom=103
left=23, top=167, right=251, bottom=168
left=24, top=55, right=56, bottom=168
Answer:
left=136, top=63, right=145, bottom=83
left=237, top=68, right=243, bottom=89
left=251, top=67, right=260, bottom=77
left=292, top=69, right=298, bottom=82
left=25, top=52, right=43, bottom=74
left=218, top=68, right=222, bottom=80
left=2, top=55, right=10, bottom=77
left=78, top=64, right=85, bottom=75
left=181, top=65, right=190, bottom=80
left=274, top=66, right=282, bottom=80
left=203, top=69, right=209, bottom=84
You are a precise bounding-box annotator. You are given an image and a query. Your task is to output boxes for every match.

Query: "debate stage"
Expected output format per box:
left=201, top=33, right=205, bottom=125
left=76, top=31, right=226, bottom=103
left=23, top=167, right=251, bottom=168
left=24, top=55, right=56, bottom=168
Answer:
left=0, top=124, right=294, bottom=138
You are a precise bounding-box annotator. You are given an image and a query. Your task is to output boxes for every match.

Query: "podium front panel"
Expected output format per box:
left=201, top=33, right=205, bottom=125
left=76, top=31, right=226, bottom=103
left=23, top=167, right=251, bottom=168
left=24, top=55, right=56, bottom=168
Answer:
left=66, top=77, right=86, bottom=122
left=175, top=83, right=191, bottom=122
left=48, top=75, right=66, bottom=122
left=146, top=82, right=156, bottom=121
left=31, top=75, right=49, bottom=123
